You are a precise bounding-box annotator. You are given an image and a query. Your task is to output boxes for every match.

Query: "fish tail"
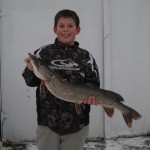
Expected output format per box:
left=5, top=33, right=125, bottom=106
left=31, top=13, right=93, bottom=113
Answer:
left=103, top=107, right=114, bottom=117
left=122, top=106, right=142, bottom=128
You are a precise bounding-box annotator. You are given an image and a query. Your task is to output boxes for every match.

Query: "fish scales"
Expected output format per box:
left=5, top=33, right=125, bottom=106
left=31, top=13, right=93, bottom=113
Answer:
left=46, top=74, right=119, bottom=105
left=28, top=53, right=142, bottom=128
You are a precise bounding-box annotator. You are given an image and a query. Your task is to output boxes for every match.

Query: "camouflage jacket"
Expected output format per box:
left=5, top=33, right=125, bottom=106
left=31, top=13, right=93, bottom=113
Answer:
left=22, top=38, right=100, bottom=135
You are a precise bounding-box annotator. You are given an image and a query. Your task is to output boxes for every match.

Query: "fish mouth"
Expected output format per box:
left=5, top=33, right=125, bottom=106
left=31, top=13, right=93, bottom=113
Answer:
left=28, top=53, right=40, bottom=68
left=28, top=53, right=36, bottom=60
left=28, top=53, right=39, bottom=64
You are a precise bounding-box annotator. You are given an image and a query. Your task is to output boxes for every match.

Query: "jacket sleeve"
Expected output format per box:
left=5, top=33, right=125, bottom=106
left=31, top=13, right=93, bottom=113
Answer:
left=22, top=67, right=41, bottom=87
left=84, top=53, right=100, bottom=88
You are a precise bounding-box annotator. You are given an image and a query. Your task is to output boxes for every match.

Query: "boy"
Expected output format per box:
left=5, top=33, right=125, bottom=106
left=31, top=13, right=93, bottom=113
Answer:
left=23, top=9, right=100, bottom=150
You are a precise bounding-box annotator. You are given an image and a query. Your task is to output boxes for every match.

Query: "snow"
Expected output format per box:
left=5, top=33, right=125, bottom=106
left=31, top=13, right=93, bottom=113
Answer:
left=84, top=136, right=150, bottom=150
left=3, top=136, right=150, bottom=150
left=26, top=143, right=37, bottom=150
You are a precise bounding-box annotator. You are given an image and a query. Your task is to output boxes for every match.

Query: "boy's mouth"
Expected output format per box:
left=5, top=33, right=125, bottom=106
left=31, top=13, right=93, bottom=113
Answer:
left=62, top=34, right=70, bottom=38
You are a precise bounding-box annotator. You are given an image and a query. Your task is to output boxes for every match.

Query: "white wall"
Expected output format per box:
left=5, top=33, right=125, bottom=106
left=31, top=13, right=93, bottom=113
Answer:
left=0, top=0, right=104, bottom=141
left=104, top=0, right=150, bottom=138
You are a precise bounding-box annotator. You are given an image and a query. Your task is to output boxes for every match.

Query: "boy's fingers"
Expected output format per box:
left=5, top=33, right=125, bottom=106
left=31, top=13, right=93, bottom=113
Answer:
left=24, top=57, right=30, bottom=63
left=83, top=96, right=100, bottom=105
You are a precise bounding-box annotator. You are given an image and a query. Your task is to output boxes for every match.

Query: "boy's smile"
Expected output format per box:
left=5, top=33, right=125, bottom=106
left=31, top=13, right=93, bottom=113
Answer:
left=54, top=17, right=80, bottom=45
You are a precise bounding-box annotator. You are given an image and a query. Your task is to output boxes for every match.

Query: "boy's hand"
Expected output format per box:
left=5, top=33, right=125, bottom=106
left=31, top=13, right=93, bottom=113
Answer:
left=83, top=96, right=100, bottom=106
left=24, top=57, right=33, bottom=71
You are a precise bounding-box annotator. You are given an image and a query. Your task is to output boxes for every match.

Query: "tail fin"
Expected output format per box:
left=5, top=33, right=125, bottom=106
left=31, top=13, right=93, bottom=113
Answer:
left=103, top=107, right=114, bottom=117
left=122, top=106, right=142, bottom=128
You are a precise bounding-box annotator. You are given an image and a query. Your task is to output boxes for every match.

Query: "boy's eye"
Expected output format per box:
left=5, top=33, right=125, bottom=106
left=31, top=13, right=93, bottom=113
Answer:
left=68, top=25, right=73, bottom=28
left=59, top=25, right=64, bottom=28
left=58, top=24, right=74, bottom=28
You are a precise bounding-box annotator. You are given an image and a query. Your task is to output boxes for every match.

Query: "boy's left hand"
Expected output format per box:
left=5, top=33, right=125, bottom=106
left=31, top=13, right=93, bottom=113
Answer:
left=83, top=96, right=100, bottom=106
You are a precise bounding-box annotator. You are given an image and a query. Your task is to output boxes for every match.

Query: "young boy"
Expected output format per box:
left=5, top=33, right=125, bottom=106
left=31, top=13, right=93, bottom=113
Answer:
left=23, top=9, right=100, bottom=150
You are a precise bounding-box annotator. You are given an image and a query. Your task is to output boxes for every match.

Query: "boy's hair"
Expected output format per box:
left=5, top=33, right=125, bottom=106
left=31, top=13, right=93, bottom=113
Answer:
left=54, top=9, right=80, bottom=28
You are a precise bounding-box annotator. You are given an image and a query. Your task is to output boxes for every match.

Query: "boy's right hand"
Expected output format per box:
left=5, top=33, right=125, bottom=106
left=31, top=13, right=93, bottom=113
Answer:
left=83, top=96, right=100, bottom=106
left=24, top=57, right=33, bottom=71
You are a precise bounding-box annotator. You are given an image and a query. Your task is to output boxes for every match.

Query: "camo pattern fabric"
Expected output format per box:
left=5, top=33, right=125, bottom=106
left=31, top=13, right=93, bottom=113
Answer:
left=22, top=38, right=100, bottom=135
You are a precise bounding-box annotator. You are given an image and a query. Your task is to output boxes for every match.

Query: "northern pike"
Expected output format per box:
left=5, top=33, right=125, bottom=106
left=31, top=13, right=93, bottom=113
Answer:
left=28, top=53, right=142, bottom=128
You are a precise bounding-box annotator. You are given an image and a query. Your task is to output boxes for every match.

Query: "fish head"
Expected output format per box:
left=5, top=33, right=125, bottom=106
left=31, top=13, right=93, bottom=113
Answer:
left=28, top=53, right=54, bottom=80
left=28, top=53, right=40, bottom=69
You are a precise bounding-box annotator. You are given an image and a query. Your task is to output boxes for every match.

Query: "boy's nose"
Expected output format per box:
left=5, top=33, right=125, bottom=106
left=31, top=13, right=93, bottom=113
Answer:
left=63, top=26, right=69, bottom=31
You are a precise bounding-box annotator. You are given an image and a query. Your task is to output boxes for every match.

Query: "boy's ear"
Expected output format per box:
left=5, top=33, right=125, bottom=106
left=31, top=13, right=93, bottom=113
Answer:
left=76, top=26, right=81, bottom=34
left=53, top=27, right=57, bottom=34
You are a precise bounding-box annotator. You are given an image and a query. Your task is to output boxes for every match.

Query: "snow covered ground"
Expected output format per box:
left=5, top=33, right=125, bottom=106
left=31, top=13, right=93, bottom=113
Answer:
left=3, top=136, right=150, bottom=150
left=84, top=136, right=150, bottom=150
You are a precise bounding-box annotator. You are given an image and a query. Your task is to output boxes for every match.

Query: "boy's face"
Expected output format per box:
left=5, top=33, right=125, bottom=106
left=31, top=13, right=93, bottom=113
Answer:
left=53, top=17, right=80, bottom=45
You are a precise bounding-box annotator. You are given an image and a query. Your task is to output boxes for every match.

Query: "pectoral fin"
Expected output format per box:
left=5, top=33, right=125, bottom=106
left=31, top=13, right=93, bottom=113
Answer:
left=75, top=103, right=81, bottom=115
left=40, top=81, right=46, bottom=94
left=40, top=81, right=47, bottom=99
left=103, top=107, right=114, bottom=117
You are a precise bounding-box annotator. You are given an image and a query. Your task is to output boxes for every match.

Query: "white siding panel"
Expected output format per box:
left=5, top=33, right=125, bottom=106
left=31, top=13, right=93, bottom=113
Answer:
left=104, top=0, right=150, bottom=137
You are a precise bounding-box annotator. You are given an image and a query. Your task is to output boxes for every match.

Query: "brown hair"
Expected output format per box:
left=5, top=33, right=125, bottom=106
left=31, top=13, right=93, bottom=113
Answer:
left=54, top=9, right=80, bottom=28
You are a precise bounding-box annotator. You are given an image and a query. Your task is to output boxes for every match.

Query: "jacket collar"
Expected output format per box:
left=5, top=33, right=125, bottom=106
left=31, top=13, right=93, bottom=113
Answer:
left=54, top=38, right=79, bottom=50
